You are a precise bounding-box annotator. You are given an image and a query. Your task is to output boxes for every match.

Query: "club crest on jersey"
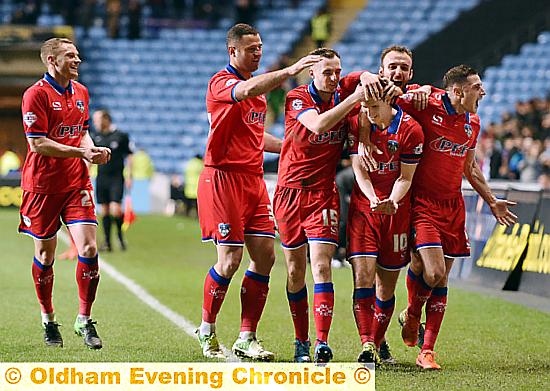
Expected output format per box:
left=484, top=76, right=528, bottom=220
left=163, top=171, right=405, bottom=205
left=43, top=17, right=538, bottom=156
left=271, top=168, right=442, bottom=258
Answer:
left=218, top=223, right=231, bottom=237
left=23, top=112, right=37, bottom=127
left=464, top=123, right=473, bottom=138
left=387, top=140, right=399, bottom=154
left=76, top=100, right=85, bottom=113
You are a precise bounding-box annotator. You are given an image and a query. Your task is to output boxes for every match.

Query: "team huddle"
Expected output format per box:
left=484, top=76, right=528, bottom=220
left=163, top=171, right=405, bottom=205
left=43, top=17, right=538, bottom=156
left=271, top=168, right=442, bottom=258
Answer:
left=195, top=23, right=517, bottom=369
left=19, top=24, right=516, bottom=369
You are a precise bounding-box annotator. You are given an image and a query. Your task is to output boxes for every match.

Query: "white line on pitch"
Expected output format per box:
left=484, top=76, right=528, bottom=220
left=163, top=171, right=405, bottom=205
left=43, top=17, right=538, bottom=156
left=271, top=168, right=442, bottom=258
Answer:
left=59, top=230, right=235, bottom=359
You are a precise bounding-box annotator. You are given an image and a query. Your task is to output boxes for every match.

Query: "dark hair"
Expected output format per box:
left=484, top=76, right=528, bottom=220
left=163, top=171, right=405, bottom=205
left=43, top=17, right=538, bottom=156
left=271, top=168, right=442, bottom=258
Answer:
left=308, top=47, right=340, bottom=59
left=226, top=23, right=259, bottom=47
left=443, top=64, right=478, bottom=88
left=380, top=45, right=413, bottom=66
left=96, top=109, right=112, bottom=122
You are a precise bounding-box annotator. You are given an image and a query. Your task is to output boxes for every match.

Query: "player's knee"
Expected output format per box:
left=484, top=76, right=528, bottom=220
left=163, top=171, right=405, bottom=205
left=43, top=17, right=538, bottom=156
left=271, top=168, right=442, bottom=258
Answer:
left=423, top=267, right=445, bottom=287
left=81, top=242, right=98, bottom=258
left=35, top=252, right=55, bottom=266
left=287, top=263, right=306, bottom=283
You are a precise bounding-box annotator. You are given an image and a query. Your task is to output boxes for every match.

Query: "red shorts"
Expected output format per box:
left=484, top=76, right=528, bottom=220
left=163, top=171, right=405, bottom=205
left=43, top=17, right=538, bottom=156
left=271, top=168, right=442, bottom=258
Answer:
left=347, top=199, right=411, bottom=270
left=197, top=167, right=276, bottom=246
left=273, top=186, right=339, bottom=249
left=19, top=188, right=97, bottom=240
left=412, top=194, right=470, bottom=258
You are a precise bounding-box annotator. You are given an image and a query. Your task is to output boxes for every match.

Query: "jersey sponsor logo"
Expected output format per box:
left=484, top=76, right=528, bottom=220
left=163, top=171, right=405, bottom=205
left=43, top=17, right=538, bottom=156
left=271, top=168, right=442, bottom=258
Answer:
left=76, top=100, right=85, bottom=113
left=55, top=124, right=84, bottom=138
left=431, top=114, right=443, bottom=126
left=308, top=126, right=346, bottom=145
left=291, top=99, right=303, bottom=111
left=377, top=160, right=399, bottom=173
left=23, top=112, right=37, bottom=127
left=218, top=223, right=231, bottom=237
left=429, top=136, right=469, bottom=157
left=52, top=101, right=62, bottom=111
left=245, top=109, right=265, bottom=125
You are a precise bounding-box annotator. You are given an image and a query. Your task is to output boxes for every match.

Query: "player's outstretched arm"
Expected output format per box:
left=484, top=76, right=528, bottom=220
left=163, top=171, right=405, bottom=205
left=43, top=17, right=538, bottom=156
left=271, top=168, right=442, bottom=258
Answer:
left=233, top=54, right=322, bottom=101
left=464, top=149, right=517, bottom=226
left=404, top=85, right=431, bottom=110
left=298, top=83, right=364, bottom=135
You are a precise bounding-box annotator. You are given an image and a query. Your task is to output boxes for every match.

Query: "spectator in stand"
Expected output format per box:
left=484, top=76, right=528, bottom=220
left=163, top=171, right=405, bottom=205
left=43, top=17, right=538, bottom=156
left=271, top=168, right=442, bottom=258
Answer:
left=127, top=0, right=142, bottom=39
left=106, top=0, right=121, bottom=38
left=310, top=6, right=331, bottom=48
left=183, top=154, right=204, bottom=217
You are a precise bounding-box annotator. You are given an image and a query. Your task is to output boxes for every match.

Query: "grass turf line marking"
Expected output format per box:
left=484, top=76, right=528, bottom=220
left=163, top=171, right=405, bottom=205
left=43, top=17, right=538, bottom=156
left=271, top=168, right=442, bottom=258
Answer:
left=59, top=230, right=236, bottom=360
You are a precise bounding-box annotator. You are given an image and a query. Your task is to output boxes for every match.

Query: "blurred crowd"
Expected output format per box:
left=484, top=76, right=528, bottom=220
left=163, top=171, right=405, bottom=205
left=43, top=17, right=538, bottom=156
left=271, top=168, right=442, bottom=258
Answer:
left=8, top=0, right=302, bottom=34
left=477, top=96, right=550, bottom=188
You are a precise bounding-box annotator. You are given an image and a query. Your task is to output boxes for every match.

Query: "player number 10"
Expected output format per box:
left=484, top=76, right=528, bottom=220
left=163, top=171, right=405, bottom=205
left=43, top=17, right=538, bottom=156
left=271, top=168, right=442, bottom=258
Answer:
left=393, top=233, right=407, bottom=253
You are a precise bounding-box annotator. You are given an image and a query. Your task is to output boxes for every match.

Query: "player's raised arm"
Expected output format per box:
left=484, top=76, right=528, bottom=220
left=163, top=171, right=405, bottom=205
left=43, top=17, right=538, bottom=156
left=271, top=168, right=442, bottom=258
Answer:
left=298, top=82, right=364, bottom=135
left=463, top=149, right=517, bottom=226
left=234, top=54, right=321, bottom=101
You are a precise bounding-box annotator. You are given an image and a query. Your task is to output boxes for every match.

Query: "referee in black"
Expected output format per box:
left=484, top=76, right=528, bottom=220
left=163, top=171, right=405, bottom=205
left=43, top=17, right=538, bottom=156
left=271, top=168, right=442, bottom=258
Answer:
left=92, top=109, right=134, bottom=251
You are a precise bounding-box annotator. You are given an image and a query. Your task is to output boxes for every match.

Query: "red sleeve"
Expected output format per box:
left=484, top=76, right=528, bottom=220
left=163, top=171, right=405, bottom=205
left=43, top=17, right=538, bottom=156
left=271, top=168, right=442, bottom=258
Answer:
left=21, top=86, right=48, bottom=137
left=285, top=87, right=316, bottom=121
left=208, top=72, right=241, bottom=104
left=399, top=117, right=424, bottom=164
left=339, top=71, right=363, bottom=100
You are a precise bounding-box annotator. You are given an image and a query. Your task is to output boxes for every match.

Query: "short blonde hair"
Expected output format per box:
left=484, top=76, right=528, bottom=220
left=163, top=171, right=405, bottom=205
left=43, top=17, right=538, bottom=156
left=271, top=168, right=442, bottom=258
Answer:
left=40, top=37, right=74, bottom=66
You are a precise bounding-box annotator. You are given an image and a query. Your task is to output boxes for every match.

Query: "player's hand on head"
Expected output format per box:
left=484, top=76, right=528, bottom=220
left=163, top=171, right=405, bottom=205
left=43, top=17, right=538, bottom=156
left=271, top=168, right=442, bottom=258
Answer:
left=359, top=72, right=383, bottom=101
left=407, top=87, right=429, bottom=110
left=289, top=55, right=322, bottom=75
left=491, top=199, right=518, bottom=226
left=381, top=79, right=403, bottom=104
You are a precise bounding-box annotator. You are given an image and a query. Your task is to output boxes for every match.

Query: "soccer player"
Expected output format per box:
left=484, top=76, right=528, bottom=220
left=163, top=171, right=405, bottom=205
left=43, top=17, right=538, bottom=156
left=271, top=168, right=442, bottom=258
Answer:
left=396, top=65, right=517, bottom=369
left=273, top=48, right=365, bottom=363
left=92, top=109, right=134, bottom=251
left=19, top=37, right=110, bottom=349
left=196, top=23, right=321, bottom=361
left=347, top=95, right=423, bottom=364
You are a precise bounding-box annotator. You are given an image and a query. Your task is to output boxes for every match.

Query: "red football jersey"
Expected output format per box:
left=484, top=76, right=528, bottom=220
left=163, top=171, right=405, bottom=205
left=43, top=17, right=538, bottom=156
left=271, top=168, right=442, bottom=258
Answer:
left=21, top=73, right=91, bottom=194
left=205, top=65, right=267, bottom=176
left=348, top=106, right=424, bottom=207
left=397, top=87, right=481, bottom=200
left=277, top=83, right=347, bottom=190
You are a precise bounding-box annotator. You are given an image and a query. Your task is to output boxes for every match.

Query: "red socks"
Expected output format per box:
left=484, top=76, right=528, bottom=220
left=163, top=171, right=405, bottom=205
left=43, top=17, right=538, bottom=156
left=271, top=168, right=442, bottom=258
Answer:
left=76, top=255, right=100, bottom=316
left=287, top=285, right=309, bottom=342
left=201, top=267, right=230, bottom=323
left=353, top=287, right=375, bottom=344
left=406, top=268, right=433, bottom=319
left=313, top=282, right=334, bottom=343
left=423, top=287, right=448, bottom=351
left=32, top=257, right=54, bottom=315
left=240, top=270, right=269, bottom=332
left=372, top=296, right=395, bottom=347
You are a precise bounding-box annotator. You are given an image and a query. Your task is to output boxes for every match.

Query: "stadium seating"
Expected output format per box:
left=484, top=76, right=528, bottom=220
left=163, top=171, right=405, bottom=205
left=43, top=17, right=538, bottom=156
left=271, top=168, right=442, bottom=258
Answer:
left=77, top=0, right=324, bottom=173
left=335, top=0, right=481, bottom=73
left=478, top=31, right=550, bottom=126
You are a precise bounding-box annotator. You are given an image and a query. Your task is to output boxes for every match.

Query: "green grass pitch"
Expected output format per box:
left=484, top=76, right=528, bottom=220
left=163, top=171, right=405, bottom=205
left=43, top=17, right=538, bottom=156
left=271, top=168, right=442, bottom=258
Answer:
left=1, top=209, right=549, bottom=390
